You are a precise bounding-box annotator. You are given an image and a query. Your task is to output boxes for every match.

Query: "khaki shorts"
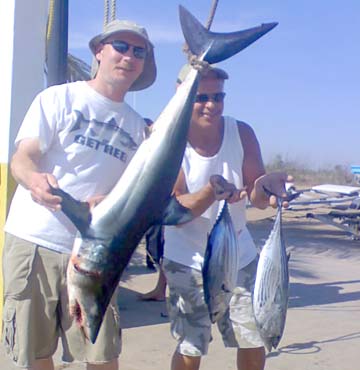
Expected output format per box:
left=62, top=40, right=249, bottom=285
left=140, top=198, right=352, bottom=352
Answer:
left=162, top=256, right=263, bottom=356
left=2, top=234, right=122, bottom=368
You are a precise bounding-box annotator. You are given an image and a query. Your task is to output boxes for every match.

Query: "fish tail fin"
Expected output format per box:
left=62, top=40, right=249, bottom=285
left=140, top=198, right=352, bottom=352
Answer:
left=179, top=5, right=278, bottom=64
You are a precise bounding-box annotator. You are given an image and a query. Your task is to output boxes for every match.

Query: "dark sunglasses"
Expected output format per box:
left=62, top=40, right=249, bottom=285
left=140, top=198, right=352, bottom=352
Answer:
left=103, top=40, right=147, bottom=60
left=195, top=92, right=226, bottom=103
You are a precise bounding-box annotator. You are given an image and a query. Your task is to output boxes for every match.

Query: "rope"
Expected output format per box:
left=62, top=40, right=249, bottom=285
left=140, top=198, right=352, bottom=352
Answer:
left=188, top=56, right=211, bottom=75
left=110, top=0, right=116, bottom=22
left=104, top=0, right=109, bottom=28
left=205, top=0, right=219, bottom=30
left=104, top=0, right=116, bottom=27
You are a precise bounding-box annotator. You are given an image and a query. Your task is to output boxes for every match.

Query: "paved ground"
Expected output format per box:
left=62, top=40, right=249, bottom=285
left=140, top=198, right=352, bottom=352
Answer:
left=1, top=207, right=360, bottom=369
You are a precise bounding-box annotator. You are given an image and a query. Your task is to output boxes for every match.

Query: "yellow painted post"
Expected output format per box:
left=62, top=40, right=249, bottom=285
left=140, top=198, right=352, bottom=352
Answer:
left=0, top=165, right=17, bottom=324
left=0, top=0, right=48, bottom=331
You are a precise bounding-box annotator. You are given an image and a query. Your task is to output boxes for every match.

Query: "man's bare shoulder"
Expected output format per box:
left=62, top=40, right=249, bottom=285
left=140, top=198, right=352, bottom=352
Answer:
left=235, top=120, right=257, bottom=140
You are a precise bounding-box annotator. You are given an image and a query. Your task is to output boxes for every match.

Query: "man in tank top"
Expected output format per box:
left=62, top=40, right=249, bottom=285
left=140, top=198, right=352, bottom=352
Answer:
left=162, top=64, right=291, bottom=370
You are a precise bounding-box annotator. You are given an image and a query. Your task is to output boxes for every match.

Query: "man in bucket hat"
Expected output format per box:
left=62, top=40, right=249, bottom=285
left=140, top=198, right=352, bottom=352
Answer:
left=3, top=19, right=156, bottom=370
left=89, top=19, right=156, bottom=91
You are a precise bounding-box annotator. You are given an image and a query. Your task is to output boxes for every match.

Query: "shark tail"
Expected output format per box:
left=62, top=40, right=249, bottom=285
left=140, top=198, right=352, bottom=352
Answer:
left=179, top=5, right=278, bottom=64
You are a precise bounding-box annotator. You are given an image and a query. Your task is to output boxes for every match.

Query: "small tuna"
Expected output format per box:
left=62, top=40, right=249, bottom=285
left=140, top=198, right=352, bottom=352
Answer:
left=252, top=198, right=289, bottom=352
left=202, top=200, right=239, bottom=323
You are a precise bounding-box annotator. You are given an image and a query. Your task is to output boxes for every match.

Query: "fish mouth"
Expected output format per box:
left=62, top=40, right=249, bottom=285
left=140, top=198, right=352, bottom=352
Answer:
left=73, top=261, right=101, bottom=278
left=67, top=257, right=107, bottom=343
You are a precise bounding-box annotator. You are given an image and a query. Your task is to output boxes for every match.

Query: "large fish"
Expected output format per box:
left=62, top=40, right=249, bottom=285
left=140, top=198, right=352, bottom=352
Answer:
left=252, top=198, right=289, bottom=351
left=53, top=5, right=278, bottom=343
left=202, top=200, right=239, bottom=323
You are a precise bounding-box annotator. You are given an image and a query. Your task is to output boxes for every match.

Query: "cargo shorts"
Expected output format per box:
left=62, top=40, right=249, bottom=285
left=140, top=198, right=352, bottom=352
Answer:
left=162, top=256, right=263, bottom=356
left=2, top=234, right=122, bottom=368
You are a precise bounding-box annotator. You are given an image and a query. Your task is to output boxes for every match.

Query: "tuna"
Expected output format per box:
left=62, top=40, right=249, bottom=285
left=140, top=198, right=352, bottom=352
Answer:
left=202, top=200, right=239, bottom=323
left=53, top=5, right=278, bottom=343
left=252, top=198, right=289, bottom=351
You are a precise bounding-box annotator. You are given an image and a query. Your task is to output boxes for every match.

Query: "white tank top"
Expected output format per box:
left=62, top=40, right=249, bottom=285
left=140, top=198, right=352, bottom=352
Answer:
left=164, top=116, right=257, bottom=270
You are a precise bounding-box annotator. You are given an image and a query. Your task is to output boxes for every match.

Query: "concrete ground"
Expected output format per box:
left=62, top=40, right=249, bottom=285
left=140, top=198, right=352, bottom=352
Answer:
left=1, top=207, right=360, bottom=369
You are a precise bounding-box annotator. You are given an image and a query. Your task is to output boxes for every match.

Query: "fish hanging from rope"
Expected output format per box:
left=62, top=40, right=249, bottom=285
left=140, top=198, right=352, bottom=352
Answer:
left=52, top=5, right=278, bottom=343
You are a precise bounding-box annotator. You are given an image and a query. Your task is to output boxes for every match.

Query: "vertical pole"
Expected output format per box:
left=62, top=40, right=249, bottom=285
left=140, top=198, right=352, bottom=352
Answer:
left=0, top=0, right=48, bottom=329
left=47, top=0, right=69, bottom=86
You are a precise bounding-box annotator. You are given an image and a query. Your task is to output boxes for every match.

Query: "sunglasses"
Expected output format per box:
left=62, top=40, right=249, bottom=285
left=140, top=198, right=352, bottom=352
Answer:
left=103, top=40, right=147, bottom=60
left=195, top=92, right=226, bottom=103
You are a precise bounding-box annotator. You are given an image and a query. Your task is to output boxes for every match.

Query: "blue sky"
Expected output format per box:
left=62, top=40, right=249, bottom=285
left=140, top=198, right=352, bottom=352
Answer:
left=69, top=1, right=359, bottom=169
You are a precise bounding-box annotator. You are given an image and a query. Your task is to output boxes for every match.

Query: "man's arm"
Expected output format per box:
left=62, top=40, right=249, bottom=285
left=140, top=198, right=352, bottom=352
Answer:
left=172, top=169, right=246, bottom=218
left=11, top=138, right=62, bottom=211
left=238, top=121, right=268, bottom=208
left=172, top=169, right=216, bottom=218
left=238, top=121, right=290, bottom=209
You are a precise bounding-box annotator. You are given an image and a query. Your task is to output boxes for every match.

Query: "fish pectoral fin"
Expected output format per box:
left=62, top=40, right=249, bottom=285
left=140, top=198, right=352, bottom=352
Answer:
left=161, top=196, right=195, bottom=226
left=50, top=185, right=92, bottom=235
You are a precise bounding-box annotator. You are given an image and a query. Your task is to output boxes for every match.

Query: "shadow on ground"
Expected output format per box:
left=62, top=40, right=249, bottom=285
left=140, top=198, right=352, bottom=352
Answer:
left=117, top=284, right=169, bottom=329
left=267, top=331, right=360, bottom=358
left=289, top=280, right=360, bottom=308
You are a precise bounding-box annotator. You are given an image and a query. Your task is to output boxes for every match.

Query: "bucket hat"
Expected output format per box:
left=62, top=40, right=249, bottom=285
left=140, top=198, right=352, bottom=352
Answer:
left=89, top=20, right=157, bottom=91
left=176, top=63, right=229, bottom=84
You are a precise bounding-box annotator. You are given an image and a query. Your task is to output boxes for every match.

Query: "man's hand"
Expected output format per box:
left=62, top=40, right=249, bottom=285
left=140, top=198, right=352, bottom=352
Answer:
left=28, top=172, right=62, bottom=211
left=253, top=172, right=294, bottom=208
left=209, top=175, right=247, bottom=204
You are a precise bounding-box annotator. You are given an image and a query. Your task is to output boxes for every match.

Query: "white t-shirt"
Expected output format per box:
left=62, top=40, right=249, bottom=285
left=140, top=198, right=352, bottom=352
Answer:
left=164, top=116, right=257, bottom=270
left=5, top=81, right=146, bottom=253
